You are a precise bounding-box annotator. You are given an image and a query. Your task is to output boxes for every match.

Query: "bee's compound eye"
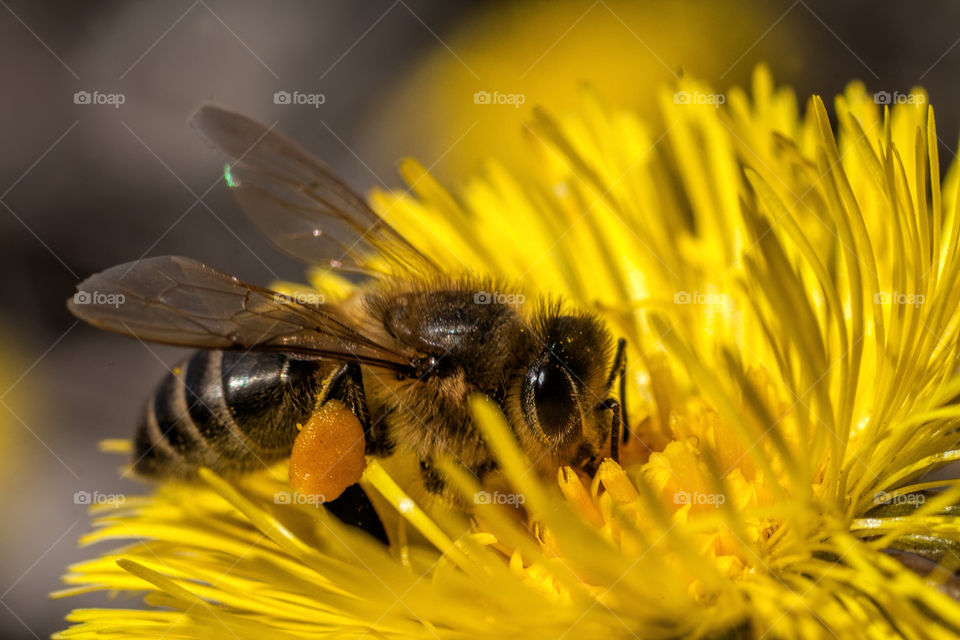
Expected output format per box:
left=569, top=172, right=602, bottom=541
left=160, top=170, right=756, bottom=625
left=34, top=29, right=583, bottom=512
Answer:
left=523, top=357, right=577, bottom=441
left=289, top=400, right=367, bottom=503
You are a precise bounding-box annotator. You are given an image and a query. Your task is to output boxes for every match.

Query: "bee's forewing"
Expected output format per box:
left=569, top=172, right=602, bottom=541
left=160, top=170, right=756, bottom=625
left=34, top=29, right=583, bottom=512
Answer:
left=190, top=104, right=438, bottom=277
left=68, top=255, right=412, bottom=370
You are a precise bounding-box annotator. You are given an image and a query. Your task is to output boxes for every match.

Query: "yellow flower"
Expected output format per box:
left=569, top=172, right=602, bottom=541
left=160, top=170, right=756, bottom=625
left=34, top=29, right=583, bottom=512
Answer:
left=56, top=66, right=960, bottom=638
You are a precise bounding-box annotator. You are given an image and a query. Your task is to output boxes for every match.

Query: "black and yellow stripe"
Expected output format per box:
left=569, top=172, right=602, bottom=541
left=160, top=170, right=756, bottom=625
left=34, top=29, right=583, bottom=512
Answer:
left=133, top=350, right=327, bottom=478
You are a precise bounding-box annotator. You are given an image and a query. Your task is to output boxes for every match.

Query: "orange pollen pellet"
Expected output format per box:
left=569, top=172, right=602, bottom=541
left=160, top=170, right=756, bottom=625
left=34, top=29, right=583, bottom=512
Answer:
left=289, top=400, right=367, bottom=503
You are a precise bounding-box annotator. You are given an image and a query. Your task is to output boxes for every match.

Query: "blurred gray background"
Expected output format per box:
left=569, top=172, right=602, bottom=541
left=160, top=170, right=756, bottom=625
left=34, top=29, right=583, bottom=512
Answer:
left=3, top=1, right=960, bottom=637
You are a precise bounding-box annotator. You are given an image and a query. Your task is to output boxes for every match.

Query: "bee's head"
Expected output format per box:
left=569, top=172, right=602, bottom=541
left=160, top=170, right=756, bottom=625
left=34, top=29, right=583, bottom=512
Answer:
left=515, top=308, right=614, bottom=457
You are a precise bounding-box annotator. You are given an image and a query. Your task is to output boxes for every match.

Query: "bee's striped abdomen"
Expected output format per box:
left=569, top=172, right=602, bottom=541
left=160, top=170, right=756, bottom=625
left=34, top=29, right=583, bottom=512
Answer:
left=133, top=350, right=326, bottom=478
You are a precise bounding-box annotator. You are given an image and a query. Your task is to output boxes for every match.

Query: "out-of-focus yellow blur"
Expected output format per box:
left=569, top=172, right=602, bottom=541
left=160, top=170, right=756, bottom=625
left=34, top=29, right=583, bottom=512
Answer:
left=0, top=336, right=25, bottom=483
left=368, top=0, right=797, bottom=178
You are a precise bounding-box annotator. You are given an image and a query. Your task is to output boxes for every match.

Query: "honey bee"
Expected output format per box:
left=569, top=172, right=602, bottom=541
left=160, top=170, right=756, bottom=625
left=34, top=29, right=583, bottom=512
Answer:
left=68, top=106, right=629, bottom=527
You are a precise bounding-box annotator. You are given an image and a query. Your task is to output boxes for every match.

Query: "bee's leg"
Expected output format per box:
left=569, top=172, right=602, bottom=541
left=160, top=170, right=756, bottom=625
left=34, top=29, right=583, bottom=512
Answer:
left=365, top=411, right=396, bottom=457
left=315, top=362, right=388, bottom=544
left=325, top=484, right=388, bottom=544
left=319, top=362, right=393, bottom=455
left=475, top=459, right=499, bottom=478
left=596, top=338, right=628, bottom=463
left=596, top=397, right=622, bottom=463
left=420, top=458, right=499, bottom=504
left=604, top=337, right=630, bottom=435
left=419, top=458, right=446, bottom=495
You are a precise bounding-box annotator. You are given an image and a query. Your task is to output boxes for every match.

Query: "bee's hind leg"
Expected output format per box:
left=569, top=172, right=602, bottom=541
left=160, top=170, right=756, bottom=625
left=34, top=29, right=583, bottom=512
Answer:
left=315, top=362, right=389, bottom=544
left=319, top=362, right=393, bottom=455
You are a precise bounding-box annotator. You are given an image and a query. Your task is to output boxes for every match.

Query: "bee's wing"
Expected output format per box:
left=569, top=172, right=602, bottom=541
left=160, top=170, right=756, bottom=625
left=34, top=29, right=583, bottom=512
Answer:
left=68, top=256, right=413, bottom=371
left=190, top=104, right=438, bottom=277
